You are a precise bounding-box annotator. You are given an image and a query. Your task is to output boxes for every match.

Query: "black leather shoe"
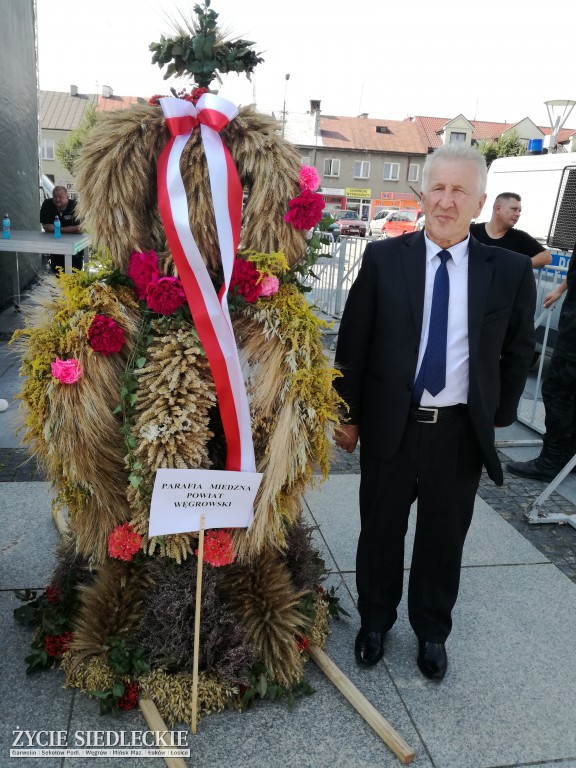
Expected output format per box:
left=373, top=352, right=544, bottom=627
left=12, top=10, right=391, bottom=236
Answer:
left=417, top=641, right=447, bottom=680
left=354, top=628, right=385, bottom=667
left=506, top=459, right=559, bottom=481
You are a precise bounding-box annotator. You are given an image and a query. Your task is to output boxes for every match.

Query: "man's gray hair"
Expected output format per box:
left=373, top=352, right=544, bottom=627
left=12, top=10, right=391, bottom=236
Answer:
left=421, top=144, right=487, bottom=195
left=53, top=185, right=68, bottom=195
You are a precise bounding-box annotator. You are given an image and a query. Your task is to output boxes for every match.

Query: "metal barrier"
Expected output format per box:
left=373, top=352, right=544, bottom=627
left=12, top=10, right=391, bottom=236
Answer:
left=304, top=233, right=372, bottom=318
left=517, top=263, right=568, bottom=434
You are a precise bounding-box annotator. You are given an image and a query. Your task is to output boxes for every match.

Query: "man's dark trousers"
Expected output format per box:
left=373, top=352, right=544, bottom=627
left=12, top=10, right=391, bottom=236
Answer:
left=357, top=408, right=482, bottom=642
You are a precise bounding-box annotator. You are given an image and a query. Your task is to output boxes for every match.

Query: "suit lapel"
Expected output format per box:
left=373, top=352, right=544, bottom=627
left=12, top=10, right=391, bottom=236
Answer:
left=401, top=231, right=426, bottom=338
left=467, top=237, right=494, bottom=360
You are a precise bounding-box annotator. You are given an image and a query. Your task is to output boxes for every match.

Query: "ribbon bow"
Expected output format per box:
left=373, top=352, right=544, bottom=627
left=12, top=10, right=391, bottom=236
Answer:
left=157, top=95, right=254, bottom=476
left=164, top=95, right=236, bottom=137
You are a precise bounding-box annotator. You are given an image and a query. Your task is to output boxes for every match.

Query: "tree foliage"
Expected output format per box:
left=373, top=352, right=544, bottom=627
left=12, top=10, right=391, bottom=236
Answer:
left=149, top=0, right=264, bottom=88
left=56, top=104, right=99, bottom=176
left=477, top=130, right=526, bottom=168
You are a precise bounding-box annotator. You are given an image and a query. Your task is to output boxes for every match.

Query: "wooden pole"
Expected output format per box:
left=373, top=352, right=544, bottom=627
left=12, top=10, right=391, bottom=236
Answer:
left=139, top=698, right=187, bottom=768
left=191, top=513, right=205, bottom=735
left=308, top=644, right=415, bottom=765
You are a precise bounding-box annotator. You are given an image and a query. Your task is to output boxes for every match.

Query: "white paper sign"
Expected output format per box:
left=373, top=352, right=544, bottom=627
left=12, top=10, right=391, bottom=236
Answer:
left=148, top=468, right=263, bottom=536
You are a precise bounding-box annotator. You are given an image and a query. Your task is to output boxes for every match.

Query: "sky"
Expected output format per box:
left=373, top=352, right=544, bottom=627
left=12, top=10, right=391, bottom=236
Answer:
left=36, top=0, right=576, bottom=130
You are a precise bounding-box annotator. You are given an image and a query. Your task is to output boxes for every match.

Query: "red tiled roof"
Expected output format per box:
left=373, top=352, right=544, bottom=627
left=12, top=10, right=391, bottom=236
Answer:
left=412, top=115, right=576, bottom=149
left=96, top=94, right=141, bottom=112
left=320, top=115, right=427, bottom=155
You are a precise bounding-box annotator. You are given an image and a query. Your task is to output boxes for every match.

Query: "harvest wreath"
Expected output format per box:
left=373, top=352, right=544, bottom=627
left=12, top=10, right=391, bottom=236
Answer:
left=12, top=159, right=346, bottom=729
left=11, top=1, right=351, bottom=727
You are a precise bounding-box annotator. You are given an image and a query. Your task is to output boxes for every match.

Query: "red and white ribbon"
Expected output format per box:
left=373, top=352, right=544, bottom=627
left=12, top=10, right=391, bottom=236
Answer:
left=157, top=94, right=255, bottom=473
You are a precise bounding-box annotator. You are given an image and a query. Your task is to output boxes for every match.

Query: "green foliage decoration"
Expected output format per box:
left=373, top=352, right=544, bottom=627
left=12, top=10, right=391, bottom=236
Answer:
left=56, top=104, right=99, bottom=176
left=149, top=0, right=264, bottom=88
left=477, top=129, right=526, bottom=168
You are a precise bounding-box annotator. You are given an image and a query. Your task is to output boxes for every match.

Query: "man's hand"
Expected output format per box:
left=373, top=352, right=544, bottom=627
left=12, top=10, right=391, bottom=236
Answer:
left=42, top=223, right=54, bottom=233
left=334, top=423, right=359, bottom=453
left=544, top=285, right=565, bottom=308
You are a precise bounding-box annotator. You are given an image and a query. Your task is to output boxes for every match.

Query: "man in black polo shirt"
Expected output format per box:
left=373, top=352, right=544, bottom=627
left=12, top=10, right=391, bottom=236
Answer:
left=40, top=186, right=84, bottom=274
left=471, top=192, right=551, bottom=268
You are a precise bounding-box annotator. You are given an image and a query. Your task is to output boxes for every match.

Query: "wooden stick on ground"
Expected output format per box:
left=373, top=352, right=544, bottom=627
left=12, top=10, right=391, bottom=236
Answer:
left=191, top=513, right=206, bottom=735
left=139, top=698, right=187, bottom=768
left=308, top=644, right=415, bottom=765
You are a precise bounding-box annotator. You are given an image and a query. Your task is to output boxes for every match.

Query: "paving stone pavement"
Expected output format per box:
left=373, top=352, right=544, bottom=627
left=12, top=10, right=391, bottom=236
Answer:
left=328, top=446, right=576, bottom=584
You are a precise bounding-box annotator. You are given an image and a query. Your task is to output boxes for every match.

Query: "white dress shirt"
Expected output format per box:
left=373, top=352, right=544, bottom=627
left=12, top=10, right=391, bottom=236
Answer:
left=415, top=233, right=469, bottom=407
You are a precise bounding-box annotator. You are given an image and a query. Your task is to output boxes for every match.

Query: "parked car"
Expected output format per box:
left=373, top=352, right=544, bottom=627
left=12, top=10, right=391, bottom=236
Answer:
left=383, top=209, right=424, bottom=238
left=415, top=214, right=425, bottom=231
left=368, top=208, right=399, bottom=236
left=333, top=210, right=366, bottom=237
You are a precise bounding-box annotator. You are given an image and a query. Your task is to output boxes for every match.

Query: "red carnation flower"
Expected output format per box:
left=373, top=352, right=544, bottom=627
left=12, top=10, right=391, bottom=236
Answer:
left=45, top=584, right=61, bottom=604
left=196, top=529, right=235, bottom=567
left=44, top=630, right=73, bottom=658
left=118, top=681, right=139, bottom=711
left=296, top=635, right=309, bottom=653
left=284, top=188, right=325, bottom=230
left=229, top=258, right=261, bottom=303
left=145, top=276, right=187, bottom=315
left=88, top=314, right=125, bottom=356
left=108, top=523, right=143, bottom=562
left=127, top=250, right=160, bottom=300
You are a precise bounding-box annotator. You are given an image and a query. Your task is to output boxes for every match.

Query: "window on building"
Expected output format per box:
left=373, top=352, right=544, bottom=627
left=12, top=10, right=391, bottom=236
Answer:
left=353, top=160, right=370, bottom=179
left=449, top=132, right=466, bottom=143
left=301, top=156, right=311, bottom=166
left=41, top=139, right=55, bottom=160
left=408, top=163, right=420, bottom=182
left=324, top=158, right=340, bottom=177
left=383, top=162, right=400, bottom=181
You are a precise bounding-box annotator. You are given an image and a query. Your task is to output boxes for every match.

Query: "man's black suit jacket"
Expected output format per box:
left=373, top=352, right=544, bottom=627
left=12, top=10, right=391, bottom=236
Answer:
left=334, top=231, right=536, bottom=486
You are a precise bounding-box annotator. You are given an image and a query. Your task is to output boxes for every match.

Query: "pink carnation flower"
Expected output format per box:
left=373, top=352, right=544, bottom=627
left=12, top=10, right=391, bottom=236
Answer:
left=51, top=357, right=82, bottom=384
left=145, top=276, right=187, bottom=315
left=128, top=250, right=160, bottom=300
left=108, top=523, right=142, bottom=562
left=259, top=275, right=279, bottom=297
left=284, top=188, right=325, bottom=230
left=299, top=165, right=321, bottom=193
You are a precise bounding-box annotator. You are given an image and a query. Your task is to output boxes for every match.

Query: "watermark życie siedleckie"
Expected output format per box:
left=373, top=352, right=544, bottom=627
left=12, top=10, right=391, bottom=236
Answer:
left=10, top=728, right=190, bottom=758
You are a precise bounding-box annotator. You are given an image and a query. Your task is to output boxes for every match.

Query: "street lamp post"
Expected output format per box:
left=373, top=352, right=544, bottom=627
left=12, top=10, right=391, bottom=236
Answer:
left=282, top=74, right=290, bottom=138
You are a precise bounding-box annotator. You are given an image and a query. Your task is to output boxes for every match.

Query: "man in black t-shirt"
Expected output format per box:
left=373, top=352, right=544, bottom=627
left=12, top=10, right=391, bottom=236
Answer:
left=471, top=192, right=551, bottom=268
left=507, top=242, right=576, bottom=480
left=40, top=186, right=84, bottom=274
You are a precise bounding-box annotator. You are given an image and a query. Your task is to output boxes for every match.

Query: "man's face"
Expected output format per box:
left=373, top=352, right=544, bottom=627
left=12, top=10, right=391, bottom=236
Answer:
left=495, top=198, right=521, bottom=229
left=52, top=189, right=69, bottom=211
left=421, top=159, right=486, bottom=248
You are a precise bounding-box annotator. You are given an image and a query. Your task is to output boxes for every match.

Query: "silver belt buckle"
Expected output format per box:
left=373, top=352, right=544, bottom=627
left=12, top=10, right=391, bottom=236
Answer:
left=418, top=407, right=438, bottom=424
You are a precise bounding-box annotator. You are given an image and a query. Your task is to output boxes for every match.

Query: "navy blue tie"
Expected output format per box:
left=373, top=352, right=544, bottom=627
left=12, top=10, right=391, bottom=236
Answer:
left=413, top=250, right=451, bottom=405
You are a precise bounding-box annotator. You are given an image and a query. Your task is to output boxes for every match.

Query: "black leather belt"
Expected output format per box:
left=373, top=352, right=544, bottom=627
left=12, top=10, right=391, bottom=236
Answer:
left=410, top=404, right=466, bottom=424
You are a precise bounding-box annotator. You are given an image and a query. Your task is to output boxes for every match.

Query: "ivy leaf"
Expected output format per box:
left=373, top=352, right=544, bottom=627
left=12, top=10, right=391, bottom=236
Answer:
left=135, top=357, right=147, bottom=369
left=256, top=673, right=267, bottom=698
left=112, top=682, right=125, bottom=698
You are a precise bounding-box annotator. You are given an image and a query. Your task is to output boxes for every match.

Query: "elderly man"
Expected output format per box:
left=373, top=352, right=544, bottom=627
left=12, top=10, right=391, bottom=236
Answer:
left=40, top=186, right=84, bottom=273
left=334, top=144, right=535, bottom=680
left=471, top=192, right=552, bottom=268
